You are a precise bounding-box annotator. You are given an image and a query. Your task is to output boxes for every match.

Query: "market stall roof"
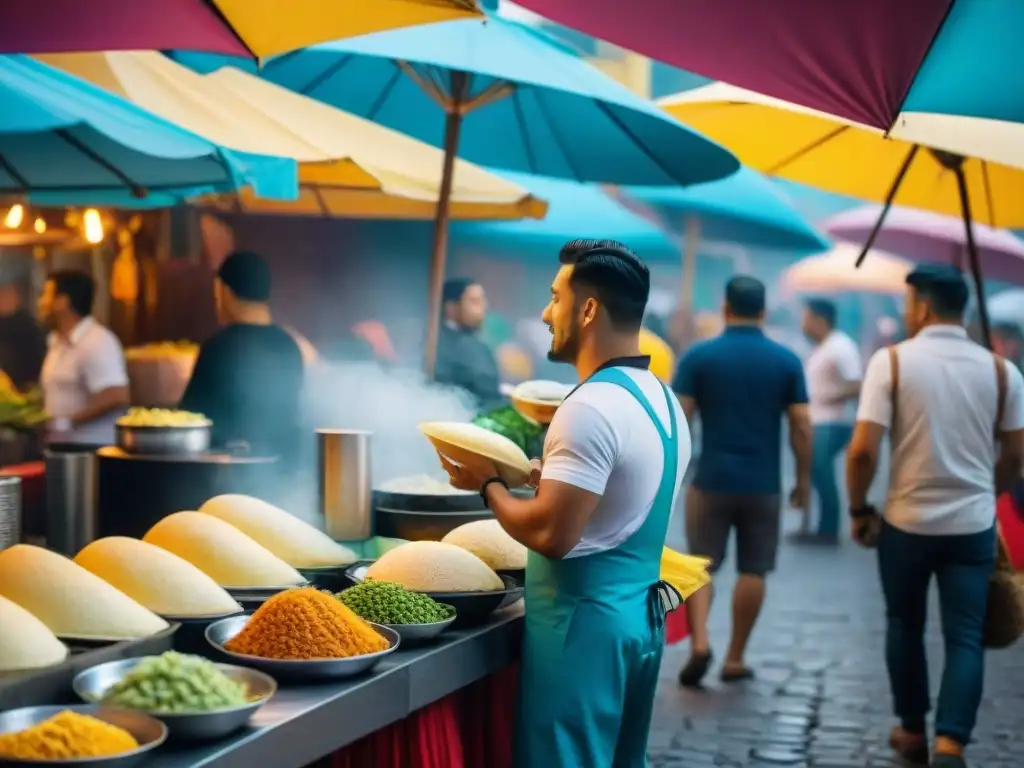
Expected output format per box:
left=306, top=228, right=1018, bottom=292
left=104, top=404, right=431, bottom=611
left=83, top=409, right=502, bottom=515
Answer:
left=40, top=51, right=546, bottom=221
left=1, top=0, right=481, bottom=58
left=0, top=54, right=294, bottom=202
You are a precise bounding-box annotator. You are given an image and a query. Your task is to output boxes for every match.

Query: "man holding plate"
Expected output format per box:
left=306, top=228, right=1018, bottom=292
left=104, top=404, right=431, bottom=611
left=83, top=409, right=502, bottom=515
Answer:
left=441, top=240, right=691, bottom=768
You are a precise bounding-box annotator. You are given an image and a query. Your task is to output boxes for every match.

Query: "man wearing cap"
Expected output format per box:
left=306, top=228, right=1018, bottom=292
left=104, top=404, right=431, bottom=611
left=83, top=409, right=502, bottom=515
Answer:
left=179, top=251, right=304, bottom=459
left=435, top=278, right=503, bottom=412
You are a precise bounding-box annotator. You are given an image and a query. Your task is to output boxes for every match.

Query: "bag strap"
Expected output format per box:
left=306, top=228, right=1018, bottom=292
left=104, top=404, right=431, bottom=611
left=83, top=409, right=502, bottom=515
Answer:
left=888, top=346, right=900, bottom=438
left=994, top=354, right=1008, bottom=436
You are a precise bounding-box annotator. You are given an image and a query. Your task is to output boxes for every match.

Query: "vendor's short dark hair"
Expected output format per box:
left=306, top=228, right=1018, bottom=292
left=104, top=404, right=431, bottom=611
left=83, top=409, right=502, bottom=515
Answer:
left=442, top=278, right=476, bottom=305
left=217, top=251, right=271, bottom=302
left=906, top=264, right=969, bottom=318
left=805, top=298, right=837, bottom=327
left=49, top=270, right=94, bottom=317
left=725, top=275, right=766, bottom=319
left=559, top=239, right=649, bottom=331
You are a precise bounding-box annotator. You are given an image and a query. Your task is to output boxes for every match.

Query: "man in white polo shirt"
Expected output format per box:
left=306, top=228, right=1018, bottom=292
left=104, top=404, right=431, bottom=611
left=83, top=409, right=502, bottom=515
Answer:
left=38, top=270, right=129, bottom=441
left=797, top=298, right=861, bottom=545
left=846, top=265, right=1024, bottom=768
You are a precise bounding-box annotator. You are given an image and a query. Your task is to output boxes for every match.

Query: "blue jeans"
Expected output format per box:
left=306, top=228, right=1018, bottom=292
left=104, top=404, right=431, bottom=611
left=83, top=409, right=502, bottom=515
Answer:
left=877, top=520, right=996, bottom=744
left=811, top=423, right=852, bottom=536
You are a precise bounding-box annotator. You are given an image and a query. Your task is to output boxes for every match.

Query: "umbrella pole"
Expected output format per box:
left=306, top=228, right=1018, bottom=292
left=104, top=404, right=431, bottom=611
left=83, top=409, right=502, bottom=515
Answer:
left=954, top=166, right=992, bottom=349
left=855, top=144, right=920, bottom=268
left=423, top=78, right=468, bottom=379
left=681, top=216, right=700, bottom=315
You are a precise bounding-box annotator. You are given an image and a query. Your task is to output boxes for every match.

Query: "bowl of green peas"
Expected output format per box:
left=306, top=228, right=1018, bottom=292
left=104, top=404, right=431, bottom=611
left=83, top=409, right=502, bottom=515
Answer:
left=335, top=582, right=456, bottom=643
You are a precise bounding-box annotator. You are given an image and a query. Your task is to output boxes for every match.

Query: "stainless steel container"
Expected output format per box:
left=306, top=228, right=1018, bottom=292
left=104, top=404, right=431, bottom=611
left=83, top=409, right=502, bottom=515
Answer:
left=317, top=429, right=372, bottom=540
left=44, top=446, right=98, bottom=555
left=115, top=423, right=211, bottom=456
left=0, top=475, right=20, bottom=551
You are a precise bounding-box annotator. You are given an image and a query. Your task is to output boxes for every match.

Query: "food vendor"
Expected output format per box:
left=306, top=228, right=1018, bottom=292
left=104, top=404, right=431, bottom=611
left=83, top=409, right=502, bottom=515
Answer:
left=441, top=240, right=689, bottom=767
left=38, top=270, right=129, bottom=439
left=0, top=276, right=46, bottom=391
left=179, top=251, right=304, bottom=462
left=434, top=278, right=503, bottom=412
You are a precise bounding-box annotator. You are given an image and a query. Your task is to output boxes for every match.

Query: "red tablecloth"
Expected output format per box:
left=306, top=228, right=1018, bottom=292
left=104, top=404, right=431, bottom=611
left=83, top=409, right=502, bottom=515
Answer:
left=326, top=663, right=520, bottom=768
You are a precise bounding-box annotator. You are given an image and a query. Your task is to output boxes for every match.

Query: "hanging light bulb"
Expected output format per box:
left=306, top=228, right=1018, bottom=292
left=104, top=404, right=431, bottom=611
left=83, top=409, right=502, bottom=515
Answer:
left=4, top=204, right=24, bottom=229
left=33, top=217, right=46, bottom=234
left=83, top=208, right=104, bottom=244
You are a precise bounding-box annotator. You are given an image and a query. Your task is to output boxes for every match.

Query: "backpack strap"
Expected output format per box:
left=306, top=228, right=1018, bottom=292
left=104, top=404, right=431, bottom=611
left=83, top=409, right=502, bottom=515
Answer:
left=888, top=346, right=900, bottom=438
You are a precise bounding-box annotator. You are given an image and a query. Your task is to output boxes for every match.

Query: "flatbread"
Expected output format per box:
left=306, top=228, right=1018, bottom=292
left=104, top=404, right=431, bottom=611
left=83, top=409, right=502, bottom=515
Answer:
left=0, top=545, right=169, bottom=641
left=74, top=537, right=242, bottom=618
left=199, top=495, right=357, bottom=568
left=366, top=541, right=504, bottom=593
left=143, top=511, right=305, bottom=588
left=0, top=595, right=68, bottom=672
left=419, top=421, right=532, bottom=487
left=442, top=519, right=527, bottom=570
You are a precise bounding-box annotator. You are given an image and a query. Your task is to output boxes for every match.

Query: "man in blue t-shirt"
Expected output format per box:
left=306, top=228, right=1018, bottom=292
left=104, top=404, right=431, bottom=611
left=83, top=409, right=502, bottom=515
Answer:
left=672, top=276, right=811, bottom=687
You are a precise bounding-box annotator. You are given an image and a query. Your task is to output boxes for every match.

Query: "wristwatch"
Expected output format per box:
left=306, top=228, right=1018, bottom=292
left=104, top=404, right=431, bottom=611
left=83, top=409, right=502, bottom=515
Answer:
left=850, top=504, right=878, bottom=519
left=479, top=476, right=508, bottom=507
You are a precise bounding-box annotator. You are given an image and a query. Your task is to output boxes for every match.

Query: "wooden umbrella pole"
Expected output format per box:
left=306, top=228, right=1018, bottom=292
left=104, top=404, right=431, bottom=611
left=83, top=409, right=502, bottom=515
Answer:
left=954, top=165, right=992, bottom=349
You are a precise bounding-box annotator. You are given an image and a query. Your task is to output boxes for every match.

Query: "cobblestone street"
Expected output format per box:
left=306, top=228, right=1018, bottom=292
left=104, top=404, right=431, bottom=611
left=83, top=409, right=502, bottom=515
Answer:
left=651, top=512, right=1024, bottom=767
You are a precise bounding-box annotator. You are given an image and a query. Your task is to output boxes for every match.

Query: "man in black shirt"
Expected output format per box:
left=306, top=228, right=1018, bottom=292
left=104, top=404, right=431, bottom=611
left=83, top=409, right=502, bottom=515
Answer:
left=0, top=279, right=46, bottom=391
left=434, top=278, right=503, bottom=413
left=179, top=252, right=304, bottom=461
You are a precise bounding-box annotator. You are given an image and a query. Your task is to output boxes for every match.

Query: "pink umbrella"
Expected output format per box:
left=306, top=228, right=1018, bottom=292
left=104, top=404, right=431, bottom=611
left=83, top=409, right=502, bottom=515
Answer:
left=824, top=206, right=1024, bottom=285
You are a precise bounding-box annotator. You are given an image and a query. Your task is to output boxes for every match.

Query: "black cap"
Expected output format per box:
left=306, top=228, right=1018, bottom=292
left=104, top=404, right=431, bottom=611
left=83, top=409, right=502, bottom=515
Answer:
left=217, top=251, right=271, bottom=302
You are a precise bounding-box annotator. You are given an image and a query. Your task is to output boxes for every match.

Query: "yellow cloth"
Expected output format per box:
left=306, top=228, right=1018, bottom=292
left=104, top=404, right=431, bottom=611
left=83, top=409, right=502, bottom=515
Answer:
left=660, top=547, right=711, bottom=600
left=661, top=83, right=1024, bottom=228
left=213, top=0, right=480, bottom=58
left=639, top=328, right=675, bottom=385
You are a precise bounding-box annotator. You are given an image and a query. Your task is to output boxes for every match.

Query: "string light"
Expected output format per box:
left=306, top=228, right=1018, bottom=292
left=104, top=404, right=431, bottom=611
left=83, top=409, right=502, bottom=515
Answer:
left=33, top=217, right=46, bottom=234
left=4, top=204, right=23, bottom=229
left=83, top=208, right=104, bottom=244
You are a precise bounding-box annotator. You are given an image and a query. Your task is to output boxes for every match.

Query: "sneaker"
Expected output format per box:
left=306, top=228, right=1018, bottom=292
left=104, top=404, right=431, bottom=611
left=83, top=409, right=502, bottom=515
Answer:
left=677, top=651, right=712, bottom=688
left=931, top=755, right=966, bottom=768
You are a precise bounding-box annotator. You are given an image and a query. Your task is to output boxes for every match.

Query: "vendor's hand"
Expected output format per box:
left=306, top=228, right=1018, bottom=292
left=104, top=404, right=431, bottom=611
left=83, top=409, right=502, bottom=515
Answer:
left=439, top=453, right=500, bottom=493
left=528, top=458, right=542, bottom=489
left=788, top=480, right=810, bottom=511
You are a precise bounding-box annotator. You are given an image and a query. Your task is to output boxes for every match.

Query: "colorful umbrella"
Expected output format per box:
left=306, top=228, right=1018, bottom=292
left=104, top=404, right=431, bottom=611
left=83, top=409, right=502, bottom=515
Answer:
left=660, top=81, right=1024, bottom=344
left=1, top=0, right=481, bottom=58
left=0, top=54, right=294, bottom=202
left=516, top=0, right=1018, bottom=149
left=178, top=13, right=738, bottom=374
left=41, top=51, right=546, bottom=221
left=824, top=206, right=1024, bottom=285
left=780, top=243, right=911, bottom=297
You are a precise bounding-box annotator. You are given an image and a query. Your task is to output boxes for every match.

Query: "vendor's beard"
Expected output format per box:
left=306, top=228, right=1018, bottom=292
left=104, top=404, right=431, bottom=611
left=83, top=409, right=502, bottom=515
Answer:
left=547, top=323, right=579, bottom=363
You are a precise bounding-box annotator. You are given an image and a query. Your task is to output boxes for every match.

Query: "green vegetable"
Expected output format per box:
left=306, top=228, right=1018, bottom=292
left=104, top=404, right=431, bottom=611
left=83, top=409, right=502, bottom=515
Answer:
left=337, top=581, right=454, bottom=625
left=102, top=651, right=248, bottom=713
left=473, top=406, right=545, bottom=456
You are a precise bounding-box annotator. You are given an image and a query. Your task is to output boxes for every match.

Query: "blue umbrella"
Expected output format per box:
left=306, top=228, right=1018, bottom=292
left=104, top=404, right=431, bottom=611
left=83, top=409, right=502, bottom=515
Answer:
left=0, top=55, right=296, bottom=204
left=615, top=168, right=830, bottom=253
left=177, top=13, right=738, bottom=371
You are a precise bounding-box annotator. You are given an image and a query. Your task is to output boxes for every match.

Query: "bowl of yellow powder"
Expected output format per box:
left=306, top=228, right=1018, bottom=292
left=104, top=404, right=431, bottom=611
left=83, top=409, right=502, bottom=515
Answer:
left=0, top=705, right=166, bottom=766
left=204, top=587, right=399, bottom=680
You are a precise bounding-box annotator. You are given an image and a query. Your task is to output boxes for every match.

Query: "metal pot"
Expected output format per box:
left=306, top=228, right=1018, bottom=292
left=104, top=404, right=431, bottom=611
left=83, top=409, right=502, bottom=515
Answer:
left=115, top=423, right=211, bottom=456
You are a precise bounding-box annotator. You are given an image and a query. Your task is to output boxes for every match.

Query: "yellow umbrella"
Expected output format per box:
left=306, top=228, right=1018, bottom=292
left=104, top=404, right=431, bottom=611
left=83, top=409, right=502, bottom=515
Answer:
left=40, top=51, right=547, bottom=221
left=660, top=81, right=1024, bottom=343
left=638, top=328, right=675, bottom=385
left=780, top=243, right=912, bottom=297
left=661, top=83, right=1024, bottom=229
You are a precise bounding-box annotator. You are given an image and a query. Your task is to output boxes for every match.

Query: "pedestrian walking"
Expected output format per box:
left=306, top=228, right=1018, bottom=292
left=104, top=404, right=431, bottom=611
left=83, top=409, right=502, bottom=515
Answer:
left=794, top=298, right=861, bottom=545
left=673, top=276, right=812, bottom=687
left=846, top=265, right=1024, bottom=768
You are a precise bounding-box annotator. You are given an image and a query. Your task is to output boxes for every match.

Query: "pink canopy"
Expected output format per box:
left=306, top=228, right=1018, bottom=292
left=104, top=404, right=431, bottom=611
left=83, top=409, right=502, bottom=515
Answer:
left=825, top=206, right=1024, bottom=285
left=515, top=0, right=950, bottom=129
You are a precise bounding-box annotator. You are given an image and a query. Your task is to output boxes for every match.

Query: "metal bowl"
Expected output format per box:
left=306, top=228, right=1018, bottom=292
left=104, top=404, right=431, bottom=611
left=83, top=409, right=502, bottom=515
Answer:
left=0, top=704, right=167, bottom=767
left=72, top=658, right=275, bottom=742
left=204, top=615, right=399, bottom=681
left=114, top=423, right=211, bottom=456
left=381, top=606, right=457, bottom=644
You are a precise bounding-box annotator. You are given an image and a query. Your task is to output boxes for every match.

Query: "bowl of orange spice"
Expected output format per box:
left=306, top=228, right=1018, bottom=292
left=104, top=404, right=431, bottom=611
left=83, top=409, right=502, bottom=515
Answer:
left=204, top=587, right=399, bottom=680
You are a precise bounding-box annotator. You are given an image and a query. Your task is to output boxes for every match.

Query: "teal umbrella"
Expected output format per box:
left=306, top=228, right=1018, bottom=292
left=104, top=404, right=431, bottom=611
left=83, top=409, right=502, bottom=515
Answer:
left=0, top=55, right=295, bottom=205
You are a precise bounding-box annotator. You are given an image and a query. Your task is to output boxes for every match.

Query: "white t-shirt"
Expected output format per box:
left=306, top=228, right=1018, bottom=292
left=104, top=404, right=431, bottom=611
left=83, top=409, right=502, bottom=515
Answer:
left=805, top=330, right=862, bottom=424
left=541, top=366, right=691, bottom=558
left=41, top=317, right=128, bottom=436
left=857, top=325, right=1024, bottom=535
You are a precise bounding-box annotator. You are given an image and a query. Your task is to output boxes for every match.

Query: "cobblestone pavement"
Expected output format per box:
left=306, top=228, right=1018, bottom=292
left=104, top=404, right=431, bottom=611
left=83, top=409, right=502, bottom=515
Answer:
left=651, top=513, right=1024, bottom=767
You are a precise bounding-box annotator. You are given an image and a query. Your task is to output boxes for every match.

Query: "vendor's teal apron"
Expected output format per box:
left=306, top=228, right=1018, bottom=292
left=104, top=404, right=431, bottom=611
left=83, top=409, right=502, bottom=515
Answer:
left=514, top=366, right=678, bottom=768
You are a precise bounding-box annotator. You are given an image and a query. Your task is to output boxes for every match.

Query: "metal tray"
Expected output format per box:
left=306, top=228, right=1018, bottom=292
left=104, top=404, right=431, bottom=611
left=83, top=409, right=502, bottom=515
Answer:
left=381, top=607, right=457, bottom=644
left=115, top=423, right=211, bottom=457
left=73, top=658, right=276, bottom=742
left=0, top=704, right=167, bottom=767
left=204, top=615, right=399, bottom=681
left=0, top=626, right=178, bottom=712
